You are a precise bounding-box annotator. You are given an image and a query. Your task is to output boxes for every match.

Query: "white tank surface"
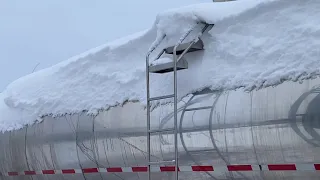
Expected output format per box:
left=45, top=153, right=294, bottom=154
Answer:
left=1, top=78, right=320, bottom=180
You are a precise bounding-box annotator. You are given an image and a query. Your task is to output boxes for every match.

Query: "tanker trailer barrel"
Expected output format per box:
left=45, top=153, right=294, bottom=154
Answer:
left=2, top=78, right=320, bottom=180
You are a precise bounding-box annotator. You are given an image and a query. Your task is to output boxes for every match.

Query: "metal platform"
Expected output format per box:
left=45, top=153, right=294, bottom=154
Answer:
left=147, top=23, right=214, bottom=74
left=164, top=39, right=204, bottom=55
left=149, top=57, right=188, bottom=74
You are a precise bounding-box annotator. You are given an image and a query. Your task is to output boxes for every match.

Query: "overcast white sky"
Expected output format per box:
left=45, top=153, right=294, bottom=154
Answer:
left=0, top=0, right=210, bottom=91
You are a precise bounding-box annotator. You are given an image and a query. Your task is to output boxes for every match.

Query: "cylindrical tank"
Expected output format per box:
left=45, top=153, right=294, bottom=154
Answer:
left=1, top=78, right=320, bottom=180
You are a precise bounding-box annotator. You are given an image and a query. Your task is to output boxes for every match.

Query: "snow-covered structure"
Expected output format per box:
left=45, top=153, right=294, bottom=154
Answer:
left=0, top=0, right=320, bottom=179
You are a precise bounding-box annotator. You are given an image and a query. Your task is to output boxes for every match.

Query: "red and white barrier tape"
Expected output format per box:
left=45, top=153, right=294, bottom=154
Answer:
left=3, top=164, right=320, bottom=176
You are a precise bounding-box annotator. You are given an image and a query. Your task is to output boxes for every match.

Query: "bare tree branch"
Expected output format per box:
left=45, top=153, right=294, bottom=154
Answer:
left=31, top=63, right=40, bottom=73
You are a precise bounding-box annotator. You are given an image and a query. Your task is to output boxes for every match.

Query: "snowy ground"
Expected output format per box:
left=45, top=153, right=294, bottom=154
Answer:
left=1, top=0, right=320, bottom=131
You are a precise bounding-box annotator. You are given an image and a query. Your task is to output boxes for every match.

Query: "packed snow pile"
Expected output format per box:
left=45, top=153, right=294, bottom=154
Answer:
left=1, top=0, right=320, bottom=131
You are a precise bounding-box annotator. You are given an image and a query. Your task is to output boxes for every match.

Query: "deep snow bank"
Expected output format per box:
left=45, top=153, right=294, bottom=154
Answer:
left=1, top=0, right=320, bottom=131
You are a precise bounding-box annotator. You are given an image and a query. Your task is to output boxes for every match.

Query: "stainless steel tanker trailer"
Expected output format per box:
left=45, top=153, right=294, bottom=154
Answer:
left=1, top=1, right=320, bottom=179
left=1, top=77, right=320, bottom=180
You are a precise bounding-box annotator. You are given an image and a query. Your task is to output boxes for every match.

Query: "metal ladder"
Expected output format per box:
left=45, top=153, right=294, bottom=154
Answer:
left=145, top=22, right=214, bottom=180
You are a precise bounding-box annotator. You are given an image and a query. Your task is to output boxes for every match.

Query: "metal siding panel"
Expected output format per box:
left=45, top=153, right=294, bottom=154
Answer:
left=9, top=128, right=32, bottom=180
left=25, top=120, right=56, bottom=180
left=0, top=132, right=13, bottom=180
left=49, top=115, right=85, bottom=180
left=76, top=114, right=102, bottom=180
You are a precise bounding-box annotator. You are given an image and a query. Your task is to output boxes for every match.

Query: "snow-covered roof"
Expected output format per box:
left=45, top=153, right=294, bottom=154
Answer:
left=1, top=0, right=320, bottom=132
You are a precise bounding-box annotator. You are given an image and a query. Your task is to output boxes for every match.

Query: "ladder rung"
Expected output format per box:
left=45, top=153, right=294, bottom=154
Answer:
left=149, top=160, right=175, bottom=165
left=149, top=94, right=174, bottom=101
left=148, top=128, right=175, bottom=134
left=185, top=106, right=212, bottom=111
